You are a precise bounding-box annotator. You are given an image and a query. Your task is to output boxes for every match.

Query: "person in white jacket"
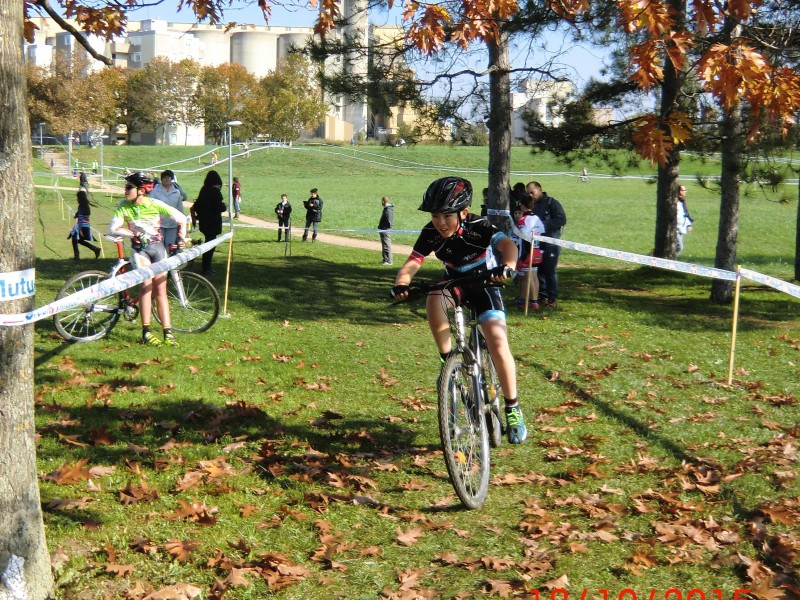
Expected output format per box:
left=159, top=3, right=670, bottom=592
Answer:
left=150, top=169, right=188, bottom=248
left=676, top=185, right=693, bottom=257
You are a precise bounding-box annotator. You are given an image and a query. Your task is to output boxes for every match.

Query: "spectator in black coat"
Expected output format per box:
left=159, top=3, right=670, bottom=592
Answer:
left=190, top=170, right=226, bottom=276
left=275, top=194, right=292, bottom=241
left=526, top=181, right=567, bottom=308
left=302, top=188, right=323, bottom=242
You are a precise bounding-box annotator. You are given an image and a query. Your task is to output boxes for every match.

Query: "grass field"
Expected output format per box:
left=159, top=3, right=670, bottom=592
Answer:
left=30, top=145, right=799, bottom=599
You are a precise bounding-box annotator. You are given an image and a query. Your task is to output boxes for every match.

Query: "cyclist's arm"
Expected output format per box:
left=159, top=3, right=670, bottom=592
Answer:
left=109, top=212, right=135, bottom=239
left=492, top=235, right=518, bottom=280
left=392, top=254, right=424, bottom=300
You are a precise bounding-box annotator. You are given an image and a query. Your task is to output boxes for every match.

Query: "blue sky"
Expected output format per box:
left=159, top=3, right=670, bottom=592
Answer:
left=134, top=2, right=609, bottom=89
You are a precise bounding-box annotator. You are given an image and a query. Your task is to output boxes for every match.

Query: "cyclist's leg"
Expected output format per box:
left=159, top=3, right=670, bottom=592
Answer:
left=152, top=273, right=170, bottom=328
left=479, top=318, right=516, bottom=400
left=475, top=288, right=526, bottom=443
left=426, top=290, right=454, bottom=356
left=145, top=243, right=173, bottom=333
left=139, top=277, right=154, bottom=325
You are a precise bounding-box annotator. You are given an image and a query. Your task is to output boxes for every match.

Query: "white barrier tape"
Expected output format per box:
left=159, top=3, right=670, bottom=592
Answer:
left=0, top=232, right=233, bottom=327
left=739, top=268, right=800, bottom=299
left=313, top=228, right=424, bottom=235
left=508, top=219, right=738, bottom=281
left=486, top=208, right=512, bottom=217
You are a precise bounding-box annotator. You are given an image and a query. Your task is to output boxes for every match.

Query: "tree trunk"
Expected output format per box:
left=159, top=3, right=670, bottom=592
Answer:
left=653, top=0, right=686, bottom=259
left=486, top=32, right=512, bottom=233
left=0, top=2, right=56, bottom=598
left=655, top=148, right=681, bottom=258
left=710, top=104, right=743, bottom=303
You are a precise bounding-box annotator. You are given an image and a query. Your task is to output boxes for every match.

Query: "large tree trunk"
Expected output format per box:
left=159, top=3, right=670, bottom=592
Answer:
left=710, top=104, right=743, bottom=303
left=655, top=149, right=681, bottom=258
left=653, top=0, right=686, bottom=259
left=486, top=32, right=512, bottom=232
left=0, top=1, right=56, bottom=598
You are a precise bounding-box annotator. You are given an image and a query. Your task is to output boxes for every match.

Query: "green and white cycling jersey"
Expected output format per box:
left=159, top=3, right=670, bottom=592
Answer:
left=109, top=197, right=186, bottom=244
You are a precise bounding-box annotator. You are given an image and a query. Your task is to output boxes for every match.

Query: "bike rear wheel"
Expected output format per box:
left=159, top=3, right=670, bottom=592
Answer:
left=157, top=271, right=220, bottom=333
left=438, top=353, right=491, bottom=509
left=478, top=334, right=504, bottom=449
left=53, top=270, right=122, bottom=342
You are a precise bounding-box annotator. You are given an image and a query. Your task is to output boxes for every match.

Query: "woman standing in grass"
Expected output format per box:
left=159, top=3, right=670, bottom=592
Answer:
left=191, top=170, right=226, bottom=276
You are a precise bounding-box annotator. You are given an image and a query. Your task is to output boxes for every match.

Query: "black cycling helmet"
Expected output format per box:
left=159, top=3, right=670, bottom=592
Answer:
left=418, top=177, right=473, bottom=214
left=124, top=171, right=155, bottom=192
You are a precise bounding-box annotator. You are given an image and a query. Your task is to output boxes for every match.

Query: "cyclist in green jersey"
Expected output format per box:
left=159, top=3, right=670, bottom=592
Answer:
left=109, top=172, right=187, bottom=347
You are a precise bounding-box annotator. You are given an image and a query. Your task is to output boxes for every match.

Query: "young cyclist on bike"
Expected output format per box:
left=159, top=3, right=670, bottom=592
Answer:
left=391, top=176, right=527, bottom=444
left=109, top=172, right=187, bottom=347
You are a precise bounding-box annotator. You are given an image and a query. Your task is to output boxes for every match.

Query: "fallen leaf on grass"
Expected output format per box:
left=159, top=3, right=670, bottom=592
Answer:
left=482, top=578, right=515, bottom=597
left=542, top=574, right=569, bottom=590
left=377, top=367, right=399, bottom=387
left=119, top=481, right=159, bottom=505
left=105, top=563, right=134, bottom=577
left=47, top=497, right=94, bottom=511
left=396, top=527, right=424, bottom=546
left=140, top=582, right=203, bottom=599
left=56, top=433, right=89, bottom=447
left=43, top=458, right=91, bottom=484
left=164, top=539, right=199, bottom=563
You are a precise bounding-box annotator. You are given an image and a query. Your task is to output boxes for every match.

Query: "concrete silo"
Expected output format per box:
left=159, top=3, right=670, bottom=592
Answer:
left=277, top=31, right=313, bottom=62
left=192, top=27, right=231, bottom=67
left=231, top=30, right=279, bottom=77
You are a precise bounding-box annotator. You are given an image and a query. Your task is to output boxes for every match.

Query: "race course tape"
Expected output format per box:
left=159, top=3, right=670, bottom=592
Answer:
left=513, top=223, right=800, bottom=298
left=509, top=220, right=738, bottom=282
left=0, top=232, right=233, bottom=327
left=739, top=267, right=800, bottom=299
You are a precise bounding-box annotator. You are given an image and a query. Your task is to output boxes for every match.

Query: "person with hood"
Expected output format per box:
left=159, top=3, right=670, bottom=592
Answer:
left=190, top=170, right=226, bottom=276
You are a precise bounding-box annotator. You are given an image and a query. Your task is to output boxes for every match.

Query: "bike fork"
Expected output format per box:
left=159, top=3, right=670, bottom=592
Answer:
left=170, top=270, right=188, bottom=307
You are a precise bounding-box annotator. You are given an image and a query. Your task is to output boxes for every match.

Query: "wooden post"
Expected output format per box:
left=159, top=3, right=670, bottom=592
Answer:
left=727, top=266, right=742, bottom=385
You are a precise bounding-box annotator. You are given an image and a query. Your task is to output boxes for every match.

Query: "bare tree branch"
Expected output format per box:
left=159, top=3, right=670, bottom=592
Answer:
left=33, top=0, right=113, bottom=65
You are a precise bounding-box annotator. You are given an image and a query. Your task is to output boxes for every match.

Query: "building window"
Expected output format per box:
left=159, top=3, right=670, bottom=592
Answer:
left=132, top=52, right=141, bottom=63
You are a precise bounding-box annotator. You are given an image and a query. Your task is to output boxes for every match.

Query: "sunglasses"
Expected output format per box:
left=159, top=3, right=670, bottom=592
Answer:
left=125, top=183, right=136, bottom=191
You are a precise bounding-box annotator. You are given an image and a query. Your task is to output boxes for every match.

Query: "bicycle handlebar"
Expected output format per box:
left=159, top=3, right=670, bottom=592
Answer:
left=389, top=265, right=513, bottom=303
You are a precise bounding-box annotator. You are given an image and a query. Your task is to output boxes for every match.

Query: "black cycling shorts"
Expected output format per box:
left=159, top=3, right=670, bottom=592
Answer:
left=452, top=284, right=507, bottom=323
left=132, top=241, right=168, bottom=268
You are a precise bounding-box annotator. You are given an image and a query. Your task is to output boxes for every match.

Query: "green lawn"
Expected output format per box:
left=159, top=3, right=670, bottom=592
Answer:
left=31, top=145, right=799, bottom=599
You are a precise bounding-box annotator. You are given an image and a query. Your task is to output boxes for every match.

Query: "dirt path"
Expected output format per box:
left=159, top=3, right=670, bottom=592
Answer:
left=41, top=152, right=413, bottom=260
left=228, top=212, right=414, bottom=258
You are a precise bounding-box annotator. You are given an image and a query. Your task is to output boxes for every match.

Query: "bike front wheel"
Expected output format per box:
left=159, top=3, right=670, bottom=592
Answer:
left=438, top=353, right=491, bottom=509
left=53, top=270, right=122, bottom=342
left=157, top=271, right=220, bottom=333
left=479, top=334, right=504, bottom=449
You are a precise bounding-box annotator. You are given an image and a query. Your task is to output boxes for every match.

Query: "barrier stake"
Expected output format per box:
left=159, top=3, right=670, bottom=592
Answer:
left=727, top=266, right=742, bottom=385
left=523, top=244, right=534, bottom=316
left=222, top=232, right=235, bottom=317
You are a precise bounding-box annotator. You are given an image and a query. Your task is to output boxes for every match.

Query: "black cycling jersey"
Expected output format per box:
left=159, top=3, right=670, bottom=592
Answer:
left=411, top=213, right=506, bottom=275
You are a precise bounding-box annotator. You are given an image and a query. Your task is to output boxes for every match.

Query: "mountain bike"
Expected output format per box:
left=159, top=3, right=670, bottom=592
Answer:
left=53, top=235, right=220, bottom=342
left=392, top=266, right=511, bottom=509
